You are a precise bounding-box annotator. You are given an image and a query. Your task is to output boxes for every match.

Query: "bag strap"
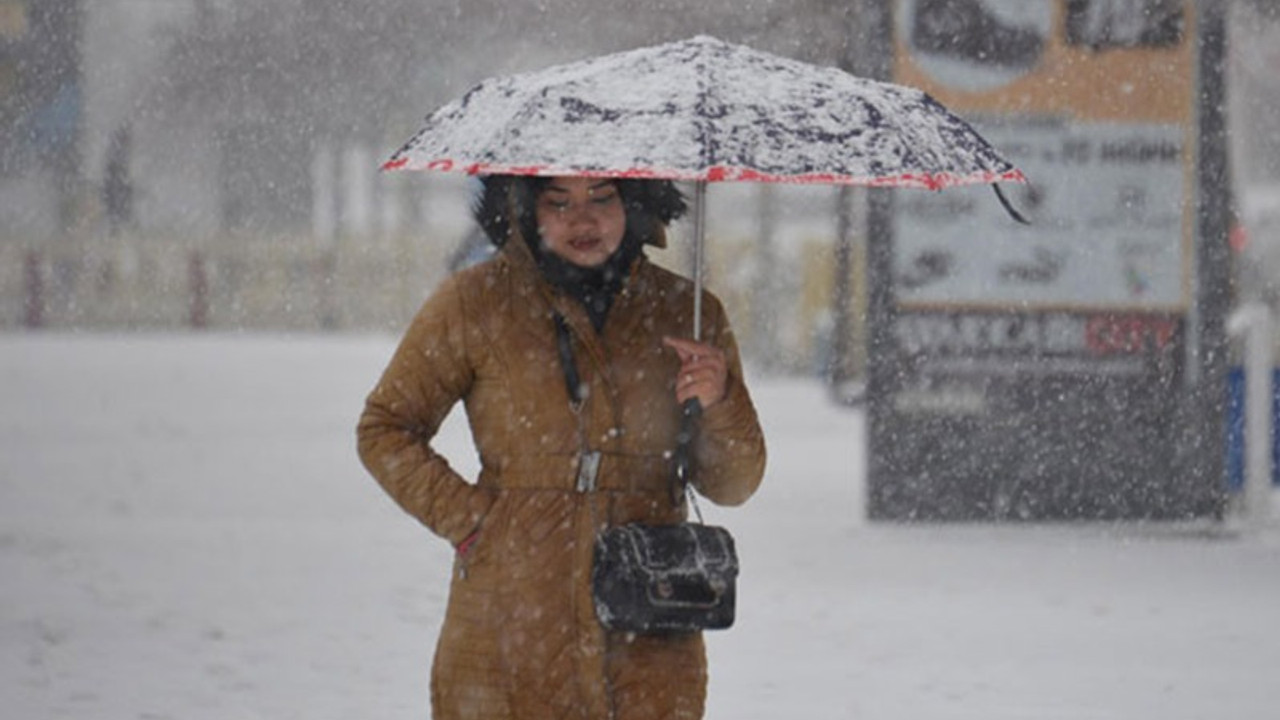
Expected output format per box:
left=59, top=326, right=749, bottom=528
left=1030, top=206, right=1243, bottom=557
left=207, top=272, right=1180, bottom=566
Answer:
left=553, top=311, right=599, bottom=494
left=553, top=312, right=584, bottom=411
left=551, top=311, right=702, bottom=519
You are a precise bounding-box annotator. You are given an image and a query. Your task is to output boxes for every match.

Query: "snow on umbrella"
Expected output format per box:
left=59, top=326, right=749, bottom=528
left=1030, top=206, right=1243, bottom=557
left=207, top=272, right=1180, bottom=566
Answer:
left=384, top=35, right=1023, bottom=189
left=383, top=34, right=1026, bottom=337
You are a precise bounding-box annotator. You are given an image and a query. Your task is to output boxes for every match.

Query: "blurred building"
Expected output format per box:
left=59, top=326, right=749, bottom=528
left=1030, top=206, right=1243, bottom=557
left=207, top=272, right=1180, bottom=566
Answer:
left=0, top=0, right=871, bottom=356
left=1230, top=1, right=1280, bottom=312
left=2, top=0, right=418, bottom=243
left=1, top=0, right=82, bottom=238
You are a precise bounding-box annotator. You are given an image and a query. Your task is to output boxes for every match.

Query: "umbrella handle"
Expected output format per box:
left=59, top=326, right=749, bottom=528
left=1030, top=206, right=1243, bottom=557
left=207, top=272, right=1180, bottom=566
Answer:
left=671, top=397, right=703, bottom=507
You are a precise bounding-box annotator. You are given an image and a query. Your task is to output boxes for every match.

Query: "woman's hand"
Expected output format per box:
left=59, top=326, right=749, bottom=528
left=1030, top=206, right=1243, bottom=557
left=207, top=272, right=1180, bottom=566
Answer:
left=662, top=336, right=728, bottom=410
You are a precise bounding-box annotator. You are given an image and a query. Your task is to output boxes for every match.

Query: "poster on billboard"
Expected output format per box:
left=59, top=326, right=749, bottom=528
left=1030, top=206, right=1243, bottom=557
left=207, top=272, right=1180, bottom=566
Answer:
left=868, top=0, right=1221, bottom=520
left=892, top=0, right=1194, bottom=315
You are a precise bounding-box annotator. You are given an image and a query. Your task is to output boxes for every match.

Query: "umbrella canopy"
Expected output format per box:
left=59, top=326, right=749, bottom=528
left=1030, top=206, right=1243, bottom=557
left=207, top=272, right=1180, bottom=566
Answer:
left=383, top=35, right=1024, bottom=190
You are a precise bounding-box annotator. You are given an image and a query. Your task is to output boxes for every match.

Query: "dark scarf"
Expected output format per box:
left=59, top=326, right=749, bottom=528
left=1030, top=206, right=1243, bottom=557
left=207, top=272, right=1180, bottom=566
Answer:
left=526, top=232, right=643, bottom=332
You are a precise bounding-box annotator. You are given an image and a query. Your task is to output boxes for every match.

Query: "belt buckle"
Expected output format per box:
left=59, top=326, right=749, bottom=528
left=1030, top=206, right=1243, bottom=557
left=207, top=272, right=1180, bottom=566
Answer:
left=575, top=450, right=602, bottom=492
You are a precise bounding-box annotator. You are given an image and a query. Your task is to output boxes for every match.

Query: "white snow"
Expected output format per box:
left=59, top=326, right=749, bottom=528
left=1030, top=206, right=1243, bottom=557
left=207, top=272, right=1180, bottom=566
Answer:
left=3, top=333, right=1279, bottom=720
left=387, top=36, right=1022, bottom=189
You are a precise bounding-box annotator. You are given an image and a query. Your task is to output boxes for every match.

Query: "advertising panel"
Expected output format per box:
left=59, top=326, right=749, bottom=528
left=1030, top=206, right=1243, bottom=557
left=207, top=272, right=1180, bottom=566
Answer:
left=870, top=0, right=1221, bottom=520
left=894, top=0, right=1194, bottom=316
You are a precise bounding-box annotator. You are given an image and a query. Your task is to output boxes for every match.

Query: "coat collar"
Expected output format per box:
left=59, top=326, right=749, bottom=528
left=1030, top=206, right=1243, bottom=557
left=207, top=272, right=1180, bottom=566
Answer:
left=499, top=224, right=648, bottom=337
left=498, top=225, right=658, bottom=421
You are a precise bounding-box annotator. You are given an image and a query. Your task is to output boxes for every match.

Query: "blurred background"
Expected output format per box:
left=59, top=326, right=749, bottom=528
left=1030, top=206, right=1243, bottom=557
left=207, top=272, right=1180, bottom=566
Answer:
left=1, top=0, right=1279, bottom=381
left=0, top=0, right=886, bottom=384
left=10, top=8, right=1280, bottom=718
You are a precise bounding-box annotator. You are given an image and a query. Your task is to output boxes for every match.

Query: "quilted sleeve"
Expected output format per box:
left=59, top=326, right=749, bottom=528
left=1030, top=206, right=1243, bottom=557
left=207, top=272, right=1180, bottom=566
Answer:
left=691, top=295, right=767, bottom=506
left=356, top=275, right=495, bottom=545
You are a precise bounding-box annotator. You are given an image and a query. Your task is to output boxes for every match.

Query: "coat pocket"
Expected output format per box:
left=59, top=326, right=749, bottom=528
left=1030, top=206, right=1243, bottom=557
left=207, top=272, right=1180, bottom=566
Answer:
left=454, top=492, right=504, bottom=580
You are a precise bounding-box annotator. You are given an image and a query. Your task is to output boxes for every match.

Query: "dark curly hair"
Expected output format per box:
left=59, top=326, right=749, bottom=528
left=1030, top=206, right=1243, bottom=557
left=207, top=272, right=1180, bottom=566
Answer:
left=471, top=175, right=688, bottom=250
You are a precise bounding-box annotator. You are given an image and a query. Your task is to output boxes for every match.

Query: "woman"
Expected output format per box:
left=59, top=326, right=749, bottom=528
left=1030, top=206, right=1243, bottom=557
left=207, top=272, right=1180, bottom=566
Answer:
left=357, top=175, right=766, bottom=720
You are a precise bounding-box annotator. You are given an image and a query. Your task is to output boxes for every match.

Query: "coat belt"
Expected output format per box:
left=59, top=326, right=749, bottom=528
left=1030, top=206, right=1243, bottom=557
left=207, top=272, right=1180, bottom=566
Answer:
left=481, top=453, right=672, bottom=495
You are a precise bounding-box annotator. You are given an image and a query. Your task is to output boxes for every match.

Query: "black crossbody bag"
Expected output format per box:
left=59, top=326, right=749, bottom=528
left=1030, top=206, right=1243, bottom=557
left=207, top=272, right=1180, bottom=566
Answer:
left=553, top=313, right=739, bottom=634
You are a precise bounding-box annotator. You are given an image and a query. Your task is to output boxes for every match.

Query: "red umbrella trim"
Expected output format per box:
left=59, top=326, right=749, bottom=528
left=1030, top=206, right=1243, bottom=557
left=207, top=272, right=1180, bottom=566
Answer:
left=381, top=157, right=1024, bottom=190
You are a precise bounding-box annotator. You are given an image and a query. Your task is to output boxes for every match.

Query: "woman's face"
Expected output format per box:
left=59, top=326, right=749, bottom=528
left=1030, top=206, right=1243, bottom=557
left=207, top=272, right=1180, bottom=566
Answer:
left=534, top=178, right=627, bottom=268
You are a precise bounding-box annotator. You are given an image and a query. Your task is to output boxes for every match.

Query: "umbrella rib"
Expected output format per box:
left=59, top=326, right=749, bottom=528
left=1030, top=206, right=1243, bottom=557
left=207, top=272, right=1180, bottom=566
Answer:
left=692, top=40, right=718, bottom=171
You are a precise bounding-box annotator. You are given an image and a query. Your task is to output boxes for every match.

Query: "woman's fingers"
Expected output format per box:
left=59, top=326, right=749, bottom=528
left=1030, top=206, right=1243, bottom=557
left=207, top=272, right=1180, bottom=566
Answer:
left=662, top=335, right=711, bottom=360
left=663, top=336, right=727, bottom=408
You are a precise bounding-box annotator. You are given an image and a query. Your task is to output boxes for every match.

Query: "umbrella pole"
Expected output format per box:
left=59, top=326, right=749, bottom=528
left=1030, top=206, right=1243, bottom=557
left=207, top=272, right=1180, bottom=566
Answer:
left=692, top=180, right=707, bottom=343
left=673, top=180, right=709, bottom=507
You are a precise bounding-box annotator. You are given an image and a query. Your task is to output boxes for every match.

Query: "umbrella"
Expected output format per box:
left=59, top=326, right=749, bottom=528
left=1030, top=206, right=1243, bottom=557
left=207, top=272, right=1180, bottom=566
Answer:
left=384, top=34, right=1025, bottom=339
left=383, top=34, right=1026, bottom=499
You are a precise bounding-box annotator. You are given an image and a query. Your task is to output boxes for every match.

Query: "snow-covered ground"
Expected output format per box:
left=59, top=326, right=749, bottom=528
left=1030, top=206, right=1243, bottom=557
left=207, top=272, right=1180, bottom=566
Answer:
left=3, top=333, right=1279, bottom=720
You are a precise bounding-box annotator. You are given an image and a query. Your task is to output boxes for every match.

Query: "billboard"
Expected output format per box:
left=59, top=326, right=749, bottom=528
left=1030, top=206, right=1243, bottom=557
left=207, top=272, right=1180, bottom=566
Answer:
left=869, top=0, right=1224, bottom=520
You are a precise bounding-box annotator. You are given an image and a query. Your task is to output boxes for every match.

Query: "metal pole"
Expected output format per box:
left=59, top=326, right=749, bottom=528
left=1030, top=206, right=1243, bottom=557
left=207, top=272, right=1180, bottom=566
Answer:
left=692, top=180, right=707, bottom=342
left=1228, top=302, right=1274, bottom=529
left=831, top=184, right=854, bottom=384
left=754, top=183, right=778, bottom=370
left=1246, top=309, right=1274, bottom=529
left=1192, top=0, right=1233, bottom=517
left=189, top=250, right=209, bottom=329
left=24, top=251, right=45, bottom=329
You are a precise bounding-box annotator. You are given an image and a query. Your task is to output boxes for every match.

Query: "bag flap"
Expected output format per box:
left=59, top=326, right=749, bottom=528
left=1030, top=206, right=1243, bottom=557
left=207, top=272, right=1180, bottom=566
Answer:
left=616, top=523, right=737, bottom=574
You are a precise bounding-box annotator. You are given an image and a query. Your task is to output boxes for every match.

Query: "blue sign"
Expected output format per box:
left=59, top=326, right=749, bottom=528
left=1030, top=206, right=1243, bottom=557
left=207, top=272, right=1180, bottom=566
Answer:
left=1225, top=366, right=1280, bottom=490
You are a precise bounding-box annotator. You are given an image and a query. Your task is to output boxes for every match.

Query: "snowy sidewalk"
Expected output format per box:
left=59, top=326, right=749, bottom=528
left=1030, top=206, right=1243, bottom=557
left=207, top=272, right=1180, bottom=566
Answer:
left=2, top=334, right=1278, bottom=720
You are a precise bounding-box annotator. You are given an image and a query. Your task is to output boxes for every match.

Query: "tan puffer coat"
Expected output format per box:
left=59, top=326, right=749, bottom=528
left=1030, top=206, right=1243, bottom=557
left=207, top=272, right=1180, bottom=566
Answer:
left=357, top=234, right=766, bottom=720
